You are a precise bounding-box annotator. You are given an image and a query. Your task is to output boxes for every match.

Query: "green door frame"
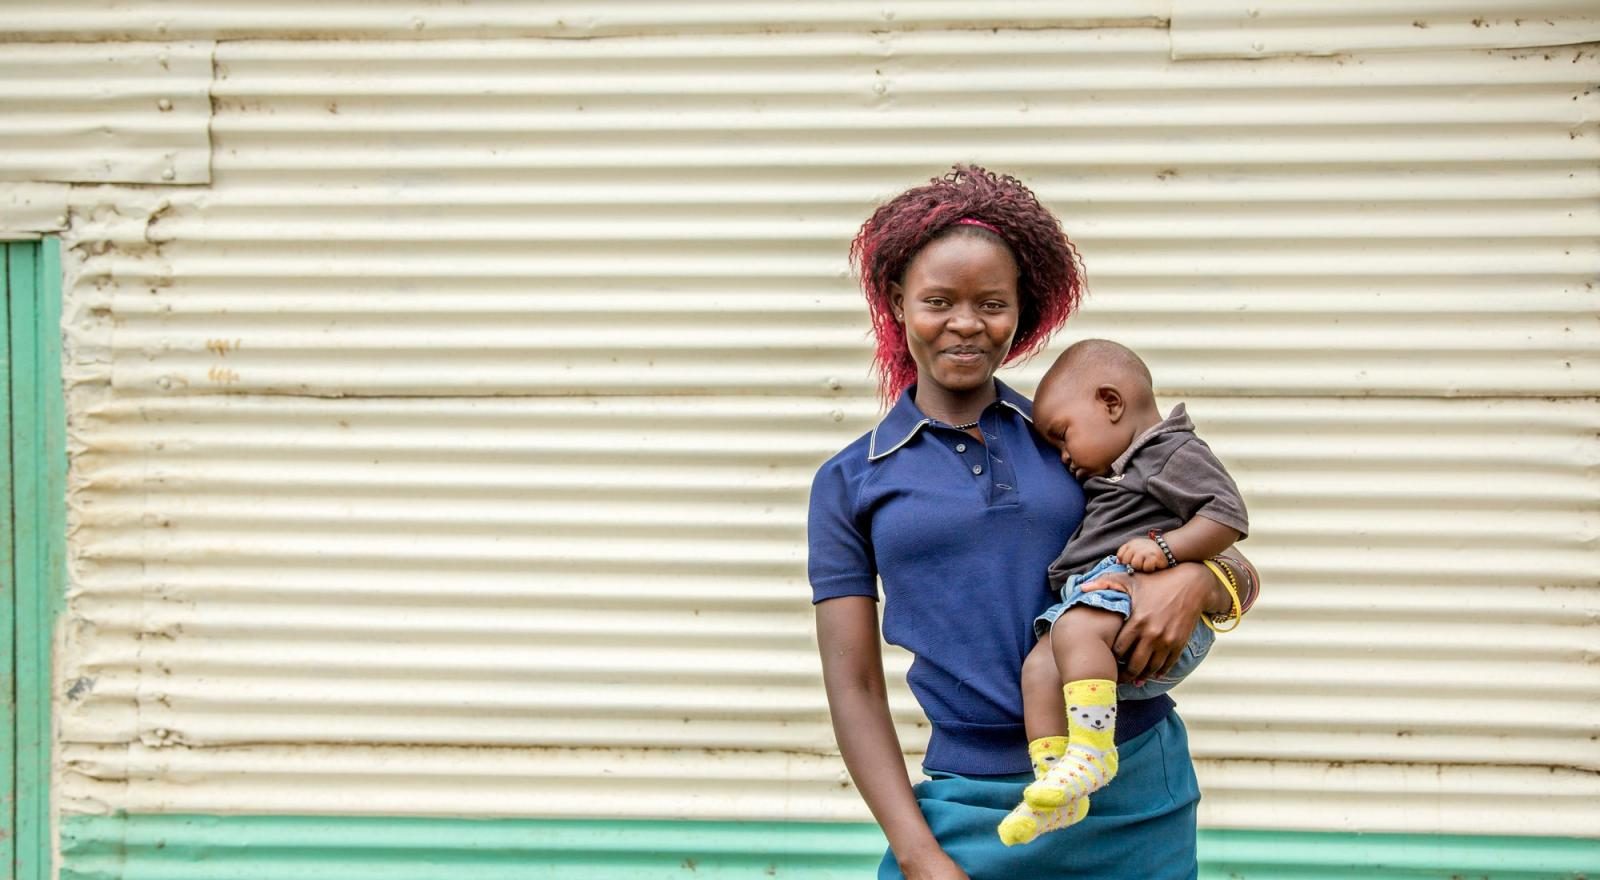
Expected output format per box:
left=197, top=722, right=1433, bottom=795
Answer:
left=3, top=238, right=67, bottom=880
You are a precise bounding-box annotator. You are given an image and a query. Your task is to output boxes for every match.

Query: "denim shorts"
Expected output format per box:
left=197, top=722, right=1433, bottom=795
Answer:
left=1033, top=555, right=1214, bottom=701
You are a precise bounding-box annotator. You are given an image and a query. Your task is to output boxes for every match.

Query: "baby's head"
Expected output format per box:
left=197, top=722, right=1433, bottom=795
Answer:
left=1033, top=339, right=1163, bottom=480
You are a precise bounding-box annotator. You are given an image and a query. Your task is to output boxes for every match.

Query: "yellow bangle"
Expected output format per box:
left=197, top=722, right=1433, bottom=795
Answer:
left=1201, top=559, right=1243, bottom=634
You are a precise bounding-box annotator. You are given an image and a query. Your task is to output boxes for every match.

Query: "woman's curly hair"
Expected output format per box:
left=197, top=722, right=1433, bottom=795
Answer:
left=849, top=164, right=1086, bottom=403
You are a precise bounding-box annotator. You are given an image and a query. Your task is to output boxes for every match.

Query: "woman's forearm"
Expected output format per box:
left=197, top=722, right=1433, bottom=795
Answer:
left=1192, top=559, right=1234, bottom=616
left=815, top=598, right=944, bottom=872
left=1210, top=548, right=1260, bottom=615
left=1114, top=548, right=1261, bottom=679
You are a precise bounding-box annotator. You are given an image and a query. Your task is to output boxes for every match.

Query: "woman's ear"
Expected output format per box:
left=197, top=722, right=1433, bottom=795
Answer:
left=889, top=284, right=905, bottom=322
left=1097, top=385, right=1125, bottom=422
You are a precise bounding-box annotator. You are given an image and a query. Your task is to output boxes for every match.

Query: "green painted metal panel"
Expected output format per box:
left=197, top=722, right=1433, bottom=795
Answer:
left=1200, top=829, right=1600, bottom=879
left=0, top=244, right=19, bottom=877
left=60, top=815, right=887, bottom=880
left=57, top=815, right=1600, bottom=880
left=7, top=239, right=66, bottom=880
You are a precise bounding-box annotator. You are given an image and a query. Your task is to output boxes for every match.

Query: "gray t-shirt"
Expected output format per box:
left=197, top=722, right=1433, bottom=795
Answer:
left=1047, top=403, right=1248, bottom=589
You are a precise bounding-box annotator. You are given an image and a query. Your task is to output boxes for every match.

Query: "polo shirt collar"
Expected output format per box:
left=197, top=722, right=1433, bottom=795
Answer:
left=867, top=379, right=1034, bottom=461
left=1108, top=402, right=1194, bottom=475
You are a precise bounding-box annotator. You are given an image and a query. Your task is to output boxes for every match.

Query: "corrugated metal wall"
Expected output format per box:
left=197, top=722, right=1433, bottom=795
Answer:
left=0, top=0, right=1595, bottom=850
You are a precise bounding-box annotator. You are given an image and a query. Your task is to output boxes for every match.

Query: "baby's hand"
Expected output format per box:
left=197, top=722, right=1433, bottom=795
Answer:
left=1117, top=538, right=1169, bottom=572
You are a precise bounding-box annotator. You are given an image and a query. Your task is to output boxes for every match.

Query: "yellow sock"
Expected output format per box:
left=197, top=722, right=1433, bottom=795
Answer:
left=1023, top=680, right=1119, bottom=810
left=997, top=797, right=1089, bottom=846
left=995, top=736, right=1081, bottom=846
left=1027, top=736, right=1069, bottom=779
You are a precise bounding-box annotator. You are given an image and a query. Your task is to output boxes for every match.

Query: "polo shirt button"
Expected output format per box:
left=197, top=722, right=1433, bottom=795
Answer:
left=955, top=443, right=967, bottom=452
left=971, top=465, right=983, bottom=475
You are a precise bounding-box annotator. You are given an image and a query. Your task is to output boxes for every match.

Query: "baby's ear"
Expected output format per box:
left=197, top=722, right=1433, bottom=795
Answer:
left=1096, top=384, right=1124, bottom=420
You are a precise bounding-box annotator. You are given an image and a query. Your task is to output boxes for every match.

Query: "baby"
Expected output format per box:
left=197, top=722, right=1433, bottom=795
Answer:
left=999, top=338, right=1249, bottom=845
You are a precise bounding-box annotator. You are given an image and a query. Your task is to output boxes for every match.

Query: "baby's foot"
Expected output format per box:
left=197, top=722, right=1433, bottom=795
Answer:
left=996, top=797, right=1089, bottom=846
left=1023, top=746, right=1118, bottom=809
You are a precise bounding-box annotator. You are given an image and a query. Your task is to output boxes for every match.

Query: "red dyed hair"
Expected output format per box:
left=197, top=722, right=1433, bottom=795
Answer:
left=849, top=164, right=1086, bottom=403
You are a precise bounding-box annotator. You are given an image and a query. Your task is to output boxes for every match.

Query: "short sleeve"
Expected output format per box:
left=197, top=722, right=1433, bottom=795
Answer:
left=806, top=458, right=879, bottom=603
left=1145, top=438, right=1249, bottom=538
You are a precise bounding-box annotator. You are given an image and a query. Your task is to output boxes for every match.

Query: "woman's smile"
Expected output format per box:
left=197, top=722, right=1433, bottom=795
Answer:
left=941, top=345, right=987, bottom=364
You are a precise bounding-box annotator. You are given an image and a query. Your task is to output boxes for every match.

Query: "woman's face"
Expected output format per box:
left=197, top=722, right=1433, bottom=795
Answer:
left=891, top=233, right=1021, bottom=399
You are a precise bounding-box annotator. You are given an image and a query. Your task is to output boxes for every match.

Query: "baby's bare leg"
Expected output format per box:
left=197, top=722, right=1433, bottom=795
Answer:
left=1022, top=604, right=1124, bottom=812
left=1000, top=640, right=1090, bottom=846
left=1049, top=605, right=1122, bottom=685
left=1021, top=640, right=1066, bottom=741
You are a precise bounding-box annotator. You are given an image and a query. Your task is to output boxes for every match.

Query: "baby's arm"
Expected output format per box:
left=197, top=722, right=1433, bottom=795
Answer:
left=1118, top=517, right=1240, bottom=572
left=1120, top=434, right=1249, bottom=572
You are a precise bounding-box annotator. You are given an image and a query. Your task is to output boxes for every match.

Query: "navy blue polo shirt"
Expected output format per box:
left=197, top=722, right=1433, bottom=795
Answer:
left=808, top=380, right=1174, bottom=775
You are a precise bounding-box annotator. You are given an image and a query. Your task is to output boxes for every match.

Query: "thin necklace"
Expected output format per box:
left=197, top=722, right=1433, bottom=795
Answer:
left=948, top=418, right=981, bottom=430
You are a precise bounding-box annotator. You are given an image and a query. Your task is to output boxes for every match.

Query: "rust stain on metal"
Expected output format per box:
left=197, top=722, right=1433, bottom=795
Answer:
left=64, top=676, right=96, bottom=701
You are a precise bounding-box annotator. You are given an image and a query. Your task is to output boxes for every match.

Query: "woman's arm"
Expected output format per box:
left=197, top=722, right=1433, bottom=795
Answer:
left=816, top=597, right=969, bottom=880
left=1109, top=548, right=1258, bottom=682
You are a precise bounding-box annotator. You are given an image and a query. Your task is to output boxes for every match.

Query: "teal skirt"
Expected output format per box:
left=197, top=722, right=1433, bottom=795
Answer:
left=879, top=713, right=1200, bottom=880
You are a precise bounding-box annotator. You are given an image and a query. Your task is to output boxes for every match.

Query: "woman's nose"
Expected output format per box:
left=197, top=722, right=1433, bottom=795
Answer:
left=948, top=305, right=982, bottom=333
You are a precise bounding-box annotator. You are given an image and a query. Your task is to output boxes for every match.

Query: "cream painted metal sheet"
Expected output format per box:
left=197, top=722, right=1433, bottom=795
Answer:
left=0, top=42, right=213, bottom=185
left=1173, top=0, right=1600, bottom=58
left=58, top=393, right=1600, bottom=834
left=39, top=16, right=1600, bottom=840
left=0, top=182, right=69, bottom=239
left=56, top=744, right=1600, bottom=838
left=1, top=2, right=1170, bottom=41
left=80, top=32, right=1600, bottom=399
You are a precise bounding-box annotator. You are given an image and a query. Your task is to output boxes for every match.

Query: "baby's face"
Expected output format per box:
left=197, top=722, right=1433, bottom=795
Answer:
left=1033, top=379, right=1128, bottom=480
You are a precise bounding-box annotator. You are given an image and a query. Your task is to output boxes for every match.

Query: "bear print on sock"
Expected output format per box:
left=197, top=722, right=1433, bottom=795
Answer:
left=1069, top=702, right=1117, bottom=732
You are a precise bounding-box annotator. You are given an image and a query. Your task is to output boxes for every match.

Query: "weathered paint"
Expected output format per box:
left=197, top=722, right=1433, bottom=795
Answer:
left=6, top=239, right=67, bottom=880
left=56, top=815, right=1600, bottom=880
left=1172, top=0, right=1600, bottom=58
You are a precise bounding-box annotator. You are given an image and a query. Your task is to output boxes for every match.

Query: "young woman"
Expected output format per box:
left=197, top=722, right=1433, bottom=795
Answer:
left=808, top=165, right=1256, bottom=879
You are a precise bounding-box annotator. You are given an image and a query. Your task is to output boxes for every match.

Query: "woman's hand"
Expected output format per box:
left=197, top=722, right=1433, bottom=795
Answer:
left=900, top=850, right=971, bottom=880
left=816, top=597, right=953, bottom=877
left=1088, top=562, right=1211, bottom=682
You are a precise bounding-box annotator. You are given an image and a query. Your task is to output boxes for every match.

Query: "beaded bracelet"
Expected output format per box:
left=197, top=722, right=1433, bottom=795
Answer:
left=1200, top=558, right=1243, bottom=634
left=1147, top=529, right=1179, bottom=568
left=1214, top=553, right=1259, bottom=613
